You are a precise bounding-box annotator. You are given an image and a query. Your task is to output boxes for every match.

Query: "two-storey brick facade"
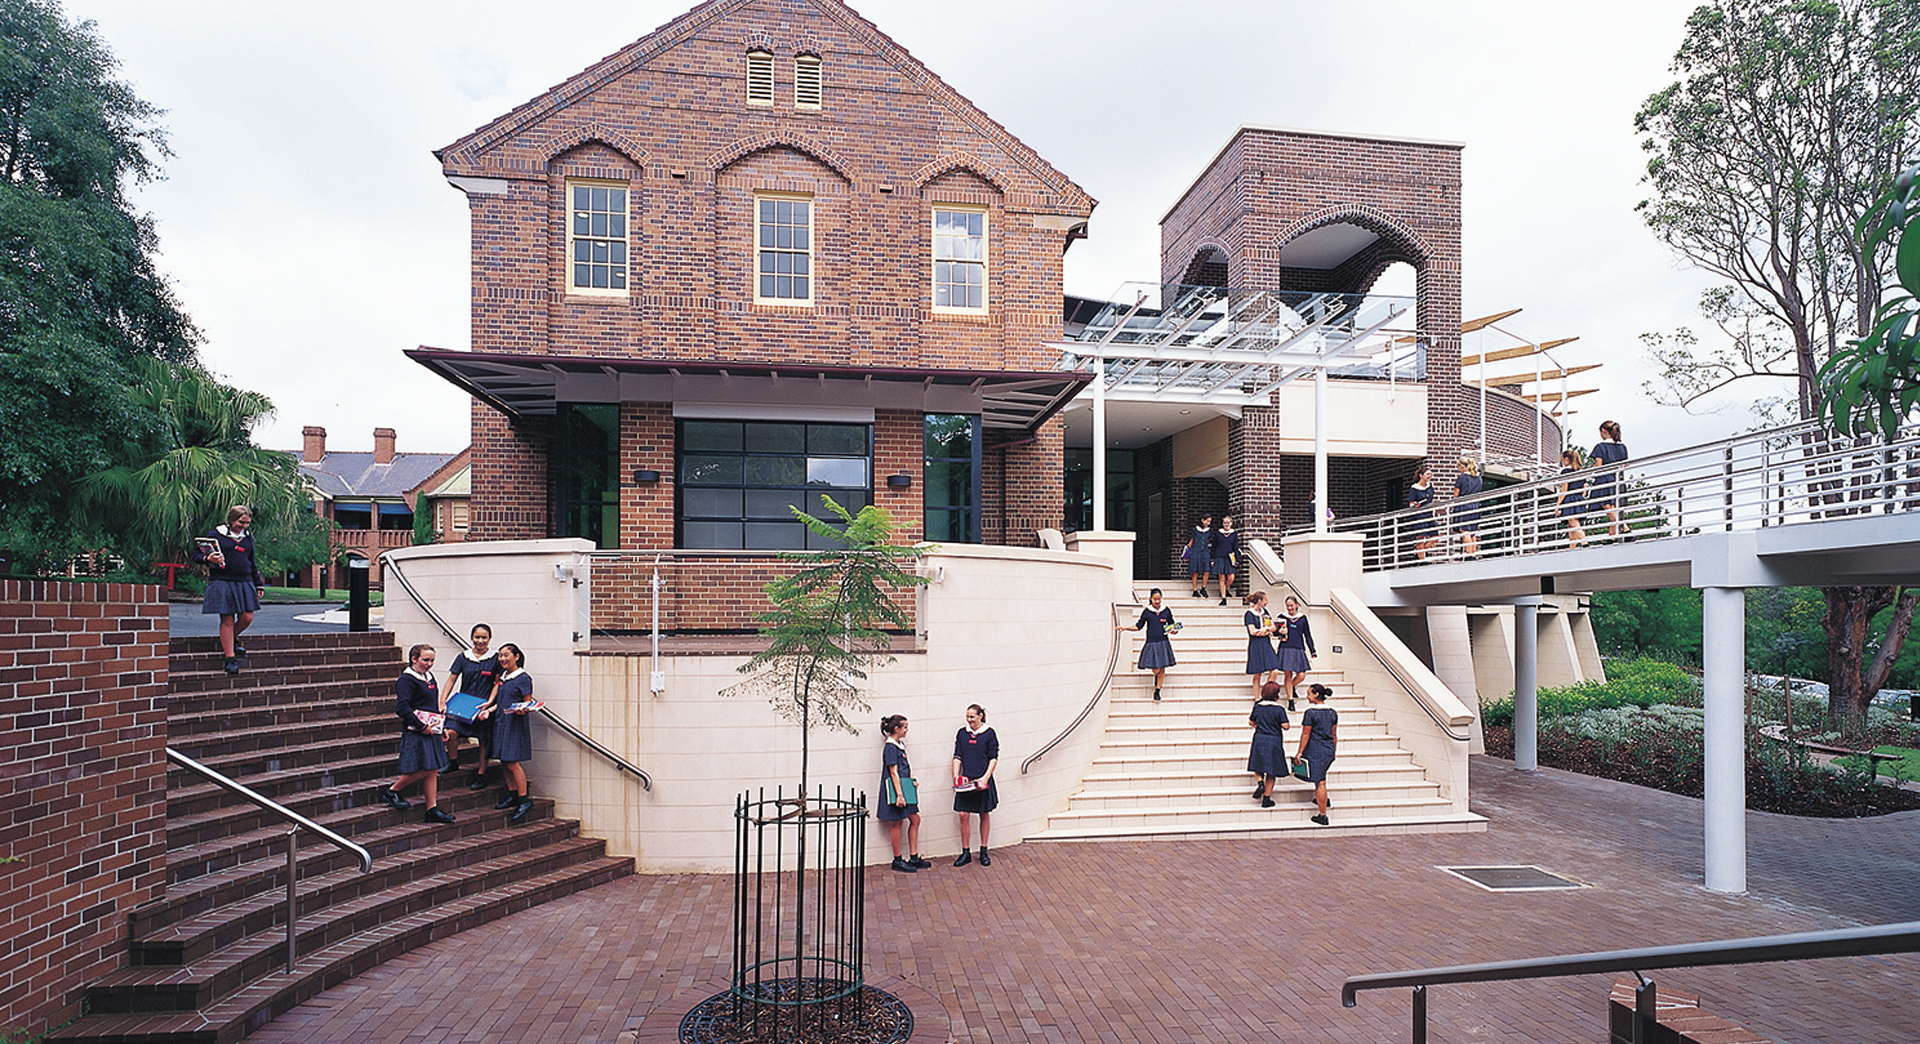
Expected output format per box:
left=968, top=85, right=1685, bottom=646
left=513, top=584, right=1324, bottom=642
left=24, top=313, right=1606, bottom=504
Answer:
left=412, top=0, right=1093, bottom=580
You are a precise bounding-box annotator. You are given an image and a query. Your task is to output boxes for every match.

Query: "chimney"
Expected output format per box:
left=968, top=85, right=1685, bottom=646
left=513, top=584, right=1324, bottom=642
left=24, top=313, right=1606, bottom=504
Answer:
left=302, top=426, right=327, bottom=463
left=373, top=428, right=397, bottom=465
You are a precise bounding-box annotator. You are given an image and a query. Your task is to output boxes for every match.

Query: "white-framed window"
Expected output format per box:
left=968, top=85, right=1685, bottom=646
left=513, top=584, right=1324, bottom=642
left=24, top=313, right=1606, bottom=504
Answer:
left=795, top=54, right=822, bottom=109
left=933, top=207, right=987, bottom=312
left=567, top=179, right=628, bottom=295
left=756, top=194, right=813, bottom=304
left=746, top=49, right=774, bottom=106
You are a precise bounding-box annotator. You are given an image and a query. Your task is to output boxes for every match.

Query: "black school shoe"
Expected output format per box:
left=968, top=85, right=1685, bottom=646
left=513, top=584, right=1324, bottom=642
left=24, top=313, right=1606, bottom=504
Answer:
left=907, top=854, right=932, bottom=869
left=509, top=798, right=534, bottom=822
left=954, top=850, right=972, bottom=867
left=469, top=774, right=492, bottom=791
left=890, top=856, right=917, bottom=873
left=223, top=658, right=241, bottom=676
left=379, top=788, right=411, bottom=810
left=425, top=806, right=456, bottom=824
left=494, top=793, right=519, bottom=810
left=978, top=848, right=991, bottom=867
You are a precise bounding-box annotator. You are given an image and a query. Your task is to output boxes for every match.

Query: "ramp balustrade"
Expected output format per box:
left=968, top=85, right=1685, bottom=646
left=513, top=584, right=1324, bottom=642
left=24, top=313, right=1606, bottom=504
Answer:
left=1304, top=419, right=1920, bottom=571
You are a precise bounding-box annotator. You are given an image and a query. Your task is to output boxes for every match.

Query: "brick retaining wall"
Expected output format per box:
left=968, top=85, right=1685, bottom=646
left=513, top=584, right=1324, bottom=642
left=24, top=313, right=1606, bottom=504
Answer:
left=0, top=580, right=168, bottom=1034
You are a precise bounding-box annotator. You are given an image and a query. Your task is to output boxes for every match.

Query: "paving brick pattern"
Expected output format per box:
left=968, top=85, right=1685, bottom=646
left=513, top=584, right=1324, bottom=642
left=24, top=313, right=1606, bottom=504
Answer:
left=250, top=758, right=1920, bottom=1043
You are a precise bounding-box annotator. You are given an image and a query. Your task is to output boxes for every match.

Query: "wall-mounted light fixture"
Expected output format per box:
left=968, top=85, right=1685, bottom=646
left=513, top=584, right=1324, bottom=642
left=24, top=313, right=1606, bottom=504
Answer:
left=633, top=469, right=662, bottom=485
left=886, top=473, right=913, bottom=489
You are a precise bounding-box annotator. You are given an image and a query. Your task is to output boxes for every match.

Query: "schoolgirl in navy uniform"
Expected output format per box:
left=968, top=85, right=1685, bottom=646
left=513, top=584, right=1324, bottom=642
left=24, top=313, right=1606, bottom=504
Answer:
left=1210, top=515, right=1241, bottom=605
left=1246, top=681, right=1290, bottom=808
left=1407, top=464, right=1438, bottom=561
left=1185, top=515, right=1214, bottom=598
left=484, top=642, right=536, bottom=822
left=1590, top=420, right=1629, bottom=538
left=878, top=714, right=930, bottom=873
left=193, top=505, right=265, bottom=675
left=1275, top=594, right=1317, bottom=708
left=444, top=623, right=499, bottom=789
left=951, top=704, right=998, bottom=867
left=379, top=645, right=456, bottom=823
left=1244, top=591, right=1282, bottom=702
left=1294, top=683, right=1338, bottom=826
left=1120, top=588, right=1177, bottom=701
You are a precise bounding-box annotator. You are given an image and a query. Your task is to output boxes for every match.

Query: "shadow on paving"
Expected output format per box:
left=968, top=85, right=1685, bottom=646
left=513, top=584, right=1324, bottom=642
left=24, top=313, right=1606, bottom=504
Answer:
left=248, top=756, right=1920, bottom=1044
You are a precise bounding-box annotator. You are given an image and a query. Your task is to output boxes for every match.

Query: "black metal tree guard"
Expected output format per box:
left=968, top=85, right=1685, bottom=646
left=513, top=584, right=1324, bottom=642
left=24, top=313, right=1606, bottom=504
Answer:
left=680, top=786, right=912, bottom=1044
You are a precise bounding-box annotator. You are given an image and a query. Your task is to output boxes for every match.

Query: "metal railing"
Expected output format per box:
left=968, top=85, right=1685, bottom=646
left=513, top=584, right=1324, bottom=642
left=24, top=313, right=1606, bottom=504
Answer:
left=167, top=747, right=372, bottom=972
left=1021, top=603, right=1128, bottom=774
left=381, top=553, right=653, bottom=790
left=1305, top=419, right=1920, bottom=571
left=1343, top=919, right=1920, bottom=1044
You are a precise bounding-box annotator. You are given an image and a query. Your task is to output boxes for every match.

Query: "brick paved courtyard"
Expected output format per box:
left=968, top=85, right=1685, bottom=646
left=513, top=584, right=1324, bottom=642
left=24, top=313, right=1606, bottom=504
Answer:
left=252, top=757, right=1920, bottom=1043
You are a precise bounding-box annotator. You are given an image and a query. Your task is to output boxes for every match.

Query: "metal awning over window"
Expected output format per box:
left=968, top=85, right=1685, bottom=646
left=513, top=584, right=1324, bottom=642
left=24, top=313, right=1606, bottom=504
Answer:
left=405, top=348, right=1089, bottom=432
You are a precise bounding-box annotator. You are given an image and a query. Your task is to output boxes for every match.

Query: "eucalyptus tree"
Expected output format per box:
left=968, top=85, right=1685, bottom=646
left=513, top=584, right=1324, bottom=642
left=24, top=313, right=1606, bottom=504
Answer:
left=1635, top=0, right=1920, bottom=728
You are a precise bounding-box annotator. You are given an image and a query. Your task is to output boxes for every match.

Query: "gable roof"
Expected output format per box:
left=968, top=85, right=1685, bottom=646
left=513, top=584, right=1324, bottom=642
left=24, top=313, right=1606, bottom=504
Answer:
left=295, top=451, right=462, bottom=500
left=435, top=0, right=1092, bottom=212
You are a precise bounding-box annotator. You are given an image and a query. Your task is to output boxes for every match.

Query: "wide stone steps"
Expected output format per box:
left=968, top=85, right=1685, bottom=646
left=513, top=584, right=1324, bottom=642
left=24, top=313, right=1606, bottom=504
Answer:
left=1033, top=582, right=1479, bottom=842
left=47, top=632, right=635, bottom=1044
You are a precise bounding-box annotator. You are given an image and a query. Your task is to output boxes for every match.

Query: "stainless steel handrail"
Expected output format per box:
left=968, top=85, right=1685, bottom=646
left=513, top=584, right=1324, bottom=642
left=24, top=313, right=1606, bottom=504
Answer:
left=167, top=747, right=373, bottom=972
left=1022, top=602, right=1127, bottom=774
left=1343, top=920, right=1920, bottom=1043
left=381, top=552, right=654, bottom=791
left=1299, top=418, right=1920, bottom=571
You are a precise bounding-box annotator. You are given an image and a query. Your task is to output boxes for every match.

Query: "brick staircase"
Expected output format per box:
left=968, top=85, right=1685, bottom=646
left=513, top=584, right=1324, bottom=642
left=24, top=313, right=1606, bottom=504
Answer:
left=1031, top=584, right=1485, bottom=841
left=47, top=632, right=633, bottom=1044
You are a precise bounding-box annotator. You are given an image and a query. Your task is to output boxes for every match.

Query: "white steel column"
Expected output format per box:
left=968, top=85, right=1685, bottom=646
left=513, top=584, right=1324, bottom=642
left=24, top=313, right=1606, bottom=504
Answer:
left=1314, top=358, right=1328, bottom=533
left=1513, top=602, right=1538, bottom=771
left=1092, top=360, right=1106, bottom=532
left=1702, top=585, right=1747, bottom=893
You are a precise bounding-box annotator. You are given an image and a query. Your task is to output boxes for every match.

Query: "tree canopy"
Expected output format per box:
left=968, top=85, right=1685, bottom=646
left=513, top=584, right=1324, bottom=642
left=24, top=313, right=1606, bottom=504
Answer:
left=1636, top=0, right=1920, bottom=419
left=1635, top=0, right=1920, bottom=729
left=0, top=0, right=199, bottom=567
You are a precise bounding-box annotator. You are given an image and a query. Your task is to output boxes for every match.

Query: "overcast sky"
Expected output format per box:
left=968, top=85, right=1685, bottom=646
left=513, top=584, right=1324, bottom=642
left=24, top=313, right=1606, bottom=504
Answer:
left=66, top=0, right=1745, bottom=460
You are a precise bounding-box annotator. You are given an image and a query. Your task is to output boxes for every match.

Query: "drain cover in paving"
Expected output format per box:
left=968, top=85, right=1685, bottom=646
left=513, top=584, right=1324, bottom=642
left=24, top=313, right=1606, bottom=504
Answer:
left=1439, top=865, right=1585, bottom=891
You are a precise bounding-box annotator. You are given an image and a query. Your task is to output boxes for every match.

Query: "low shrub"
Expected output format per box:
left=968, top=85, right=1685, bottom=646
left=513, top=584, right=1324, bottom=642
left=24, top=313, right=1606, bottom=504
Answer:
left=1479, top=657, right=1700, bottom=728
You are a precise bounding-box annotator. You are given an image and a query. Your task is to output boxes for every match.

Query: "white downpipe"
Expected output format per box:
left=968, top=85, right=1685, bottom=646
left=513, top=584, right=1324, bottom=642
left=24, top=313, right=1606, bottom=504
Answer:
left=1092, top=357, right=1107, bottom=532
left=649, top=554, right=665, bottom=694
left=1702, top=586, right=1747, bottom=893
left=1314, top=349, right=1329, bottom=534
left=1513, top=602, right=1538, bottom=771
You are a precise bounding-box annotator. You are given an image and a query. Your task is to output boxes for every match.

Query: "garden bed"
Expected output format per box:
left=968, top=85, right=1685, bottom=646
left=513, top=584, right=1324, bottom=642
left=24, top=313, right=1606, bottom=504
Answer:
left=1483, top=726, right=1920, bottom=818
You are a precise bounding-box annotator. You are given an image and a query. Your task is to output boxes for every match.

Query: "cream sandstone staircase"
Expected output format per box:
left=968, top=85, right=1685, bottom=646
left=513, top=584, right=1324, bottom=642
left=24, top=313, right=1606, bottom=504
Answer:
left=1031, top=578, right=1486, bottom=841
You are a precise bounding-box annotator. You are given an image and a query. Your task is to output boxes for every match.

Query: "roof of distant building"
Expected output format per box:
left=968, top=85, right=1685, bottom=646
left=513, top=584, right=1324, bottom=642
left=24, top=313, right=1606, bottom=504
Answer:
left=296, top=451, right=461, bottom=499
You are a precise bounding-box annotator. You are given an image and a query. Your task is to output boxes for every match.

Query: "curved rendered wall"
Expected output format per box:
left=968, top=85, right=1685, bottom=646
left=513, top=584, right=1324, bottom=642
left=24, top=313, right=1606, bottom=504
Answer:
left=382, top=540, right=1118, bottom=873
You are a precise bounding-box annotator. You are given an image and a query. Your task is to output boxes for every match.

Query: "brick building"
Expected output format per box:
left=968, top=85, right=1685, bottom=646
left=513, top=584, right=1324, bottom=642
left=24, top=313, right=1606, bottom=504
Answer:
left=410, top=0, right=1559, bottom=607
left=410, top=0, right=1092, bottom=575
left=291, top=426, right=469, bottom=587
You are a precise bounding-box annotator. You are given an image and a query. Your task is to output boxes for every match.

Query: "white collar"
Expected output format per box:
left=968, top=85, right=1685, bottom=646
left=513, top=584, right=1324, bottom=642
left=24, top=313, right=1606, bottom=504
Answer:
left=965, top=722, right=988, bottom=736
left=465, top=647, right=492, bottom=661
left=886, top=736, right=907, bottom=750
left=498, top=667, right=526, bottom=681
left=216, top=525, right=242, bottom=538
left=405, top=666, right=432, bottom=682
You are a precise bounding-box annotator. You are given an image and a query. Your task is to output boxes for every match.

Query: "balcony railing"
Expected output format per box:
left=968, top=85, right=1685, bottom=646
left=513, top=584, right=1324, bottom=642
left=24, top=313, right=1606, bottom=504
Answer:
left=1304, top=419, right=1920, bottom=571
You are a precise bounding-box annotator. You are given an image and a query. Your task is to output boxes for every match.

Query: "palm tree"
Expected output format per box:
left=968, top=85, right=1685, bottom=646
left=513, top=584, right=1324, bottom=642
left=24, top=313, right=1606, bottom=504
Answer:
left=79, top=357, right=307, bottom=570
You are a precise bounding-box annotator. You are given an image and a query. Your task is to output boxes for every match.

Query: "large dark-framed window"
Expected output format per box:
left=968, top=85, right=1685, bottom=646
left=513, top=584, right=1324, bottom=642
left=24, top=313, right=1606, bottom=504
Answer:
left=1064, top=448, right=1135, bottom=533
left=678, top=419, right=871, bottom=549
left=924, top=414, right=980, bottom=543
left=557, top=402, right=621, bottom=549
